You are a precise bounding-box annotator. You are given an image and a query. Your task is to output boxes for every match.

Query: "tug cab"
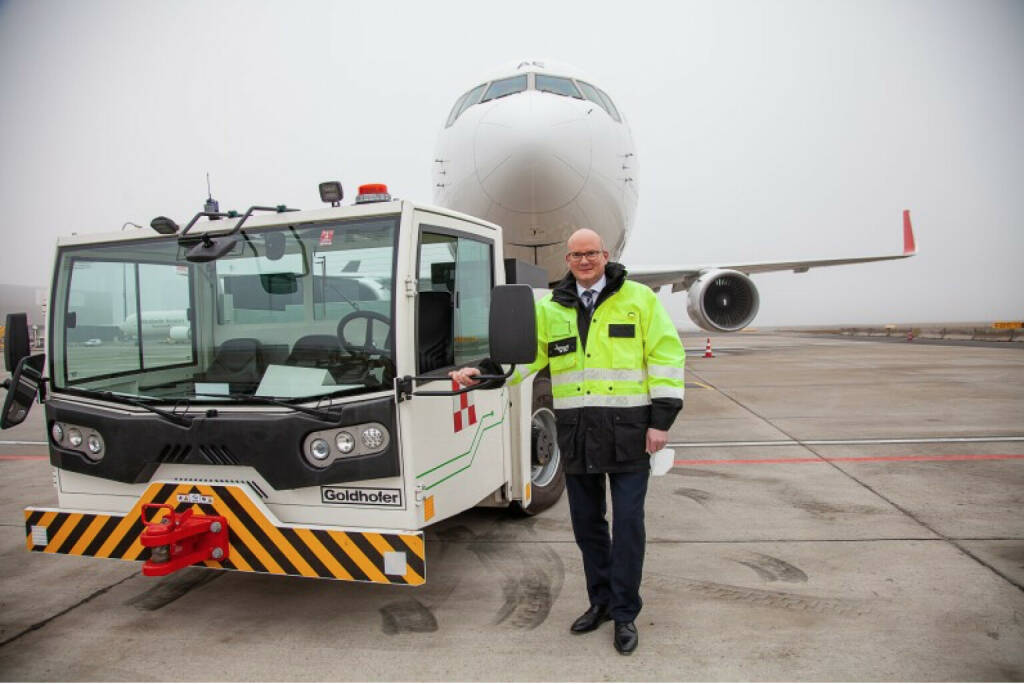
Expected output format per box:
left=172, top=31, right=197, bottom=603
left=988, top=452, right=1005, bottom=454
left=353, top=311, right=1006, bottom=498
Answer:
left=5, top=184, right=555, bottom=584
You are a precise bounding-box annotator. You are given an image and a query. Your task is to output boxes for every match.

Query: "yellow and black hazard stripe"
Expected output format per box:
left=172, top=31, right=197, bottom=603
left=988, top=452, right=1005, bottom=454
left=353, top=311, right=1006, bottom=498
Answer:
left=24, top=483, right=425, bottom=585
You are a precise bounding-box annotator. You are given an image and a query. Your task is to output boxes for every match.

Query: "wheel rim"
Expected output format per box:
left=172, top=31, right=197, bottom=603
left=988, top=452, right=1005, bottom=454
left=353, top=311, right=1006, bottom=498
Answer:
left=530, top=407, right=560, bottom=488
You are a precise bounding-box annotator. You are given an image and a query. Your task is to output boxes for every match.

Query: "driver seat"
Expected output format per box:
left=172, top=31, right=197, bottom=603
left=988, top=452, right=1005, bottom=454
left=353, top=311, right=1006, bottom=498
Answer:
left=200, top=338, right=266, bottom=392
left=417, top=291, right=453, bottom=373
left=284, top=335, right=347, bottom=380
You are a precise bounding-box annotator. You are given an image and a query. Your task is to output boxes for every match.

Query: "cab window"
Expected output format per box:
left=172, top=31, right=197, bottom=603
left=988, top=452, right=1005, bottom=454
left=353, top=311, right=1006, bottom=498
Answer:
left=62, top=257, right=194, bottom=384
left=416, top=229, right=494, bottom=373
left=481, top=75, right=527, bottom=103
left=446, top=83, right=487, bottom=127
left=536, top=74, right=583, bottom=99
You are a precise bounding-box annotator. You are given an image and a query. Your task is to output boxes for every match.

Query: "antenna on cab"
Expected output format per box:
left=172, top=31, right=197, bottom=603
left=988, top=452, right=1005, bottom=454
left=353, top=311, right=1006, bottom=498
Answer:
left=204, top=172, right=220, bottom=220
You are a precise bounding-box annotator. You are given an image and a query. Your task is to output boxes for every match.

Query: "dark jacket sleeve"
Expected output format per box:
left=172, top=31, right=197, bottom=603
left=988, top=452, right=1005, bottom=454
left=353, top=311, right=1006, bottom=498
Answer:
left=650, top=398, right=682, bottom=431
left=475, top=358, right=508, bottom=389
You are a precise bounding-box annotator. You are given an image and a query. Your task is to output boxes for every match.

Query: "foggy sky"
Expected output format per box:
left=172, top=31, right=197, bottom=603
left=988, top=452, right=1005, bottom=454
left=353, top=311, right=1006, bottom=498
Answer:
left=1, top=0, right=1021, bottom=328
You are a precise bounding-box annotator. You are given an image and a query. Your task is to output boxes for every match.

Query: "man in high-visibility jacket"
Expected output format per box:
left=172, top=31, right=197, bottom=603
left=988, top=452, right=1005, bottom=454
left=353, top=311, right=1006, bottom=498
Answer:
left=451, top=228, right=685, bottom=655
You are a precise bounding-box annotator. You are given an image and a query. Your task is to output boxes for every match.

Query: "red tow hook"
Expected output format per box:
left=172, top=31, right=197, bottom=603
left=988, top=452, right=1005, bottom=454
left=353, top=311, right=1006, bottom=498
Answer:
left=139, top=503, right=229, bottom=576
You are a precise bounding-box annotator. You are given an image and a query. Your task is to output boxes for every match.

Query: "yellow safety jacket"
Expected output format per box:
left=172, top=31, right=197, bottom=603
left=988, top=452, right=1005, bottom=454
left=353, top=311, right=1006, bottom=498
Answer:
left=511, top=262, right=685, bottom=474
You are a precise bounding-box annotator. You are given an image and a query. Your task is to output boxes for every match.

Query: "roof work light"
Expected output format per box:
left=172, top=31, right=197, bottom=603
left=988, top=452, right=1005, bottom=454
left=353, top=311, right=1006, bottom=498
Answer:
left=319, top=181, right=344, bottom=206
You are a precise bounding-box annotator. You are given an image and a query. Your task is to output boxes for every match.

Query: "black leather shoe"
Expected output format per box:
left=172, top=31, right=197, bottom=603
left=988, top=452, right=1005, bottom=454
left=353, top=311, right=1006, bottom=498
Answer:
left=614, top=621, right=638, bottom=654
left=570, top=605, right=611, bottom=633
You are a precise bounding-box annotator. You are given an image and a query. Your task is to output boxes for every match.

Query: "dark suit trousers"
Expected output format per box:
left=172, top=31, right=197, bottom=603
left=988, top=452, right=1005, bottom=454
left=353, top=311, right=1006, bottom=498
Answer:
left=565, top=470, right=650, bottom=622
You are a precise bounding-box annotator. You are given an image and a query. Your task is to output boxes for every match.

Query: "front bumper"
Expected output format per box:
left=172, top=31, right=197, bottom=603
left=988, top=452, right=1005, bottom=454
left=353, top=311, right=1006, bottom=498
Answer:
left=24, top=482, right=425, bottom=585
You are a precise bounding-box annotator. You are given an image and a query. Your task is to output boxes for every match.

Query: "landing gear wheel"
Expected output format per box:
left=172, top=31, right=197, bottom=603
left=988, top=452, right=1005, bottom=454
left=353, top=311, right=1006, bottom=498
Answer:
left=514, top=372, right=565, bottom=515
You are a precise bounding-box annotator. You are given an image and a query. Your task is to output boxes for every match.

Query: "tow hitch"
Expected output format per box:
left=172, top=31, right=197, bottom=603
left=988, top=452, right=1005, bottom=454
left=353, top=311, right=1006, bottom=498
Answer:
left=139, top=503, right=228, bottom=576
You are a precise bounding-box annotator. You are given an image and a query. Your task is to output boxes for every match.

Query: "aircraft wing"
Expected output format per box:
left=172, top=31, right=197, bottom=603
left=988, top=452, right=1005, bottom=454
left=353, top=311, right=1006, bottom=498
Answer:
left=628, top=210, right=917, bottom=292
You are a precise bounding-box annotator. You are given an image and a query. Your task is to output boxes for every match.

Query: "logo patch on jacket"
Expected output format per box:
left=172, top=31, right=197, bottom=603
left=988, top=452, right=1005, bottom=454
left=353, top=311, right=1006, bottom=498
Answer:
left=548, top=337, right=577, bottom=356
left=609, top=324, right=636, bottom=338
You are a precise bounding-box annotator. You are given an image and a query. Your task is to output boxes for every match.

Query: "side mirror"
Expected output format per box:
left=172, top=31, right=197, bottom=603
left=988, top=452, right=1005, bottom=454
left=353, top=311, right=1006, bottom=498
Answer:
left=4, top=313, right=30, bottom=373
left=1, top=353, right=45, bottom=429
left=405, top=285, right=536, bottom=398
left=488, top=284, right=537, bottom=365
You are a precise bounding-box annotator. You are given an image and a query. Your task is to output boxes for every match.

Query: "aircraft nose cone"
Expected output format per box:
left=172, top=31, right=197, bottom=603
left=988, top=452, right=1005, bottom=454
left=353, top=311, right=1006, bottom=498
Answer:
left=474, top=92, right=591, bottom=213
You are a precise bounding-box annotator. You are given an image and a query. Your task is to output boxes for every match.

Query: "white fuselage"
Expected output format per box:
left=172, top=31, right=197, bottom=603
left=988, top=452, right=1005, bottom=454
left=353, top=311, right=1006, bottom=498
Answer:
left=433, top=61, right=637, bottom=283
left=120, top=310, right=189, bottom=339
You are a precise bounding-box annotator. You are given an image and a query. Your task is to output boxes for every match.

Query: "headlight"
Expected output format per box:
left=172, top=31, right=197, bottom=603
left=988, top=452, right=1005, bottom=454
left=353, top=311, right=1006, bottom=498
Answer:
left=86, top=434, right=103, bottom=455
left=305, top=422, right=389, bottom=467
left=336, top=431, right=355, bottom=454
left=51, top=423, right=64, bottom=443
left=361, top=427, right=385, bottom=450
left=67, top=429, right=83, bottom=447
left=309, top=438, right=331, bottom=461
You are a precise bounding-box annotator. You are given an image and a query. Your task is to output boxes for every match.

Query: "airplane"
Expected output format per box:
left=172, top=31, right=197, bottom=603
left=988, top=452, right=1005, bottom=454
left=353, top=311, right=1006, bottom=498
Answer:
left=432, top=59, right=916, bottom=332
left=119, top=310, right=190, bottom=341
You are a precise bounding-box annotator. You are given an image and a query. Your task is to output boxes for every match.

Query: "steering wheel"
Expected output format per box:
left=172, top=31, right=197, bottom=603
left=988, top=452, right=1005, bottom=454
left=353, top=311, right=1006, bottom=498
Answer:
left=337, top=310, right=393, bottom=357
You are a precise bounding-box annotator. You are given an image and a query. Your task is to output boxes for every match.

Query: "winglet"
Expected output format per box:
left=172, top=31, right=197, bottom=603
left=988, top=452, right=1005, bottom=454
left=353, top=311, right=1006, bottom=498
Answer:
left=903, top=210, right=916, bottom=255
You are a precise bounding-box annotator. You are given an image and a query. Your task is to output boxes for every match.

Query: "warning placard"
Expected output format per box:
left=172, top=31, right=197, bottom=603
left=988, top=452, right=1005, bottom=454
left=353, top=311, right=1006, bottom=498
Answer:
left=992, top=321, right=1023, bottom=330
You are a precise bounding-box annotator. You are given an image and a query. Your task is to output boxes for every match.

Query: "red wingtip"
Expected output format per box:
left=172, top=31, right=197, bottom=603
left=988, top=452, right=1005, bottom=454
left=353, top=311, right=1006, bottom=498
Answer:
left=902, top=210, right=916, bottom=255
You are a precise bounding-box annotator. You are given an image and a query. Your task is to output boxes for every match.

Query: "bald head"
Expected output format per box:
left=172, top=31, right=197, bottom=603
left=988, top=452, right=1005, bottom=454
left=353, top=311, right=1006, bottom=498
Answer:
left=565, top=228, right=609, bottom=288
left=567, top=228, right=605, bottom=252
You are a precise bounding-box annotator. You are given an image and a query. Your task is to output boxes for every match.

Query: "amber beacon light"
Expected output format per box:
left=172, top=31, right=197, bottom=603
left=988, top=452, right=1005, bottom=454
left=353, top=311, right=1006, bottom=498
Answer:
left=355, top=183, right=392, bottom=203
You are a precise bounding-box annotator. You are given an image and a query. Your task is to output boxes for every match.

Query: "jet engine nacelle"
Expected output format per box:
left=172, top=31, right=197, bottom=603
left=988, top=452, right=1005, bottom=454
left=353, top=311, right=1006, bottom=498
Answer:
left=168, top=325, right=191, bottom=341
left=686, top=270, right=760, bottom=333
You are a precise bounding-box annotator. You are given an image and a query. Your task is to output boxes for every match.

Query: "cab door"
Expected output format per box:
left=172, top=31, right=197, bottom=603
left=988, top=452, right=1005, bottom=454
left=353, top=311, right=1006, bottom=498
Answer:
left=400, top=213, right=508, bottom=526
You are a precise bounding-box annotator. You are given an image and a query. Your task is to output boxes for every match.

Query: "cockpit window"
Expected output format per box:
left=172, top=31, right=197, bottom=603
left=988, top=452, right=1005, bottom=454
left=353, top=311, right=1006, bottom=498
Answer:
left=596, top=87, right=621, bottom=122
left=446, top=83, right=487, bottom=127
left=445, top=92, right=470, bottom=128
left=535, top=75, right=583, bottom=99
left=481, top=75, right=527, bottom=103
left=577, top=80, right=621, bottom=123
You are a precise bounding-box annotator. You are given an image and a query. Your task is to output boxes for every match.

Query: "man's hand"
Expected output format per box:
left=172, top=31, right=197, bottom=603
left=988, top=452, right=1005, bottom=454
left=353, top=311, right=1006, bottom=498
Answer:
left=449, top=367, right=482, bottom=387
left=646, top=428, right=668, bottom=454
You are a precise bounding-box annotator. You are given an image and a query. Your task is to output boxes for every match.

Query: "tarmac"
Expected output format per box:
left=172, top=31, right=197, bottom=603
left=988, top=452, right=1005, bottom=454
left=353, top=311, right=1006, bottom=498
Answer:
left=0, top=331, right=1022, bottom=681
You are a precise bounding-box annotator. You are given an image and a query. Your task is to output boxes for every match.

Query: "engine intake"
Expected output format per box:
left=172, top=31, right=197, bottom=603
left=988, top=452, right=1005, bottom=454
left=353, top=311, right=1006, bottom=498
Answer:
left=686, top=270, right=760, bottom=332
left=168, top=325, right=192, bottom=341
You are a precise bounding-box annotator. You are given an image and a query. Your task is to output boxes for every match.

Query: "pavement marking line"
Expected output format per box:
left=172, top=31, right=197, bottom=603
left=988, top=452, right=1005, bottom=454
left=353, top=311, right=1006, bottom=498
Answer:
left=0, top=440, right=47, bottom=446
left=674, top=453, right=1024, bottom=467
left=685, top=365, right=1024, bottom=596
left=670, top=436, right=1024, bottom=448
left=0, top=454, right=47, bottom=461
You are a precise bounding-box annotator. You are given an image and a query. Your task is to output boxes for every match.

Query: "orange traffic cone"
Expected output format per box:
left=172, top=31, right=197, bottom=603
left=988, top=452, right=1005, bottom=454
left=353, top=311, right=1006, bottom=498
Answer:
left=703, top=337, right=715, bottom=358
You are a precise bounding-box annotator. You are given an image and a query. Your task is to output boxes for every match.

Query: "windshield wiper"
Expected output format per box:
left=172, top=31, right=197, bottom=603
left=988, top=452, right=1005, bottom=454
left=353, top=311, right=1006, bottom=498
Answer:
left=194, top=392, right=342, bottom=424
left=98, top=391, right=194, bottom=427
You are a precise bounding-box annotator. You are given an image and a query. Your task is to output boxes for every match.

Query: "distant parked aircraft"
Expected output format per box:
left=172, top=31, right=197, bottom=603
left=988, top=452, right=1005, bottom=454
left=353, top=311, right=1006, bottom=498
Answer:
left=119, top=310, right=190, bottom=341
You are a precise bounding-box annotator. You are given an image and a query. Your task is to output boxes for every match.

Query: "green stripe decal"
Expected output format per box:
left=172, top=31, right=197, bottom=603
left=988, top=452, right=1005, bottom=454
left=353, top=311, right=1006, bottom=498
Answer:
left=416, top=394, right=507, bottom=489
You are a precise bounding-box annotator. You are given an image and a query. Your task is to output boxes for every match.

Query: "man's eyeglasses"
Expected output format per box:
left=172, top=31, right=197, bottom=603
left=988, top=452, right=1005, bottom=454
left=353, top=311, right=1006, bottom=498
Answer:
left=568, top=250, right=604, bottom=262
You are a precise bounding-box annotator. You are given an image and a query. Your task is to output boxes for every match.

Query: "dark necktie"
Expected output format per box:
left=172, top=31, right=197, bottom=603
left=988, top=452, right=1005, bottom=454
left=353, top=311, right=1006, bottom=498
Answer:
left=581, top=289, right=596, bottom=318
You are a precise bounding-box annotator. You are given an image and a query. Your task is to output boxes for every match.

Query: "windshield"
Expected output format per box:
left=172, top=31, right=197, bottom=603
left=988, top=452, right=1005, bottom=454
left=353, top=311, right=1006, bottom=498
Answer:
left=535, top=74, right=583, bottom=99
left=51, top=215, right=399, bottom=403
left=481, top=75, right=527, bottom=103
